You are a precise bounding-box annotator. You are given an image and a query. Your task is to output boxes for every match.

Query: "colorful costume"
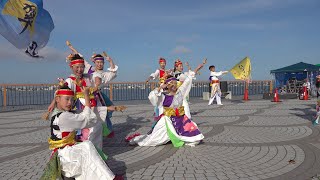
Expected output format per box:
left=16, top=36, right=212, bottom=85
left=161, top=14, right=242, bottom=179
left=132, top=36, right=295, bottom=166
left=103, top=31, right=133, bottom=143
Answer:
left=148, top=58, right=167, bottom=124
left=84, top=55, right=118, bottom=136
left=173, top=59, right=194, bottom=119
left=149, top=58, right=167, bottom=84
left=129, top=73, right=204, bottom=147
left=208, top=70, right=227, bottom=105
left=65, top=56, right=117, bottom=149
left=41, top=89, right=115, bottom=180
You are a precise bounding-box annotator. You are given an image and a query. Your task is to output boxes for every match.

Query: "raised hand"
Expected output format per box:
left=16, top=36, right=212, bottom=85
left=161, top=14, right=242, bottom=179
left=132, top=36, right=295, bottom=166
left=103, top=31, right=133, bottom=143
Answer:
left=203, top=58, right=207, bottom=65
left=66, top=40, right=71, bottom=46
left=66, top=40, right=79, bottom=54
left=185, top=62, right=192, bottom=71
left=80, top=86, right=90, bottom=95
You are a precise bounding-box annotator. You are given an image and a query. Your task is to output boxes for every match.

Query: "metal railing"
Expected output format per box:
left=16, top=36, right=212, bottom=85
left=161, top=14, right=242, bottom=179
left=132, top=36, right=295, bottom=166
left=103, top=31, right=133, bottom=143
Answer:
left=0, top=80, right=273, bottom=107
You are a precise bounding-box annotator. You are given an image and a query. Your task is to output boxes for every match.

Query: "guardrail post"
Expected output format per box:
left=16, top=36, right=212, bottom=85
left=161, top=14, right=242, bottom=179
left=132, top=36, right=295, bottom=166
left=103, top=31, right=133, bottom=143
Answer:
left=3, top=85, right=7, bottom=107
left=109, top=84, right=113, bottom=101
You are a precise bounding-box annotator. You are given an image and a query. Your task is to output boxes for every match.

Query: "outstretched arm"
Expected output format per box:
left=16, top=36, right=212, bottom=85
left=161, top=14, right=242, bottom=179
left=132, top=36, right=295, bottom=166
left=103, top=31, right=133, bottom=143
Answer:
left=193, top=58, right=207, bottom=74
left=66, top=40, right=93, bottom=73
left=103, top=51, right=115, bottom=70
left=100, top=54, right=119, bottom=83
left=185, top=62, right=192, bottom=71
left=66, top=40, right=79, bottom=54
left=146, top=69, right=160, bottom=83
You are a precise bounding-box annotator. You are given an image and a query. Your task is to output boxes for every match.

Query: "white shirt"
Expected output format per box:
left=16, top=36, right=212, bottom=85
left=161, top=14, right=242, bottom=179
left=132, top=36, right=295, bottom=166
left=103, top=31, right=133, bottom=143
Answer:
left=210, top=71, right=227, bottom=81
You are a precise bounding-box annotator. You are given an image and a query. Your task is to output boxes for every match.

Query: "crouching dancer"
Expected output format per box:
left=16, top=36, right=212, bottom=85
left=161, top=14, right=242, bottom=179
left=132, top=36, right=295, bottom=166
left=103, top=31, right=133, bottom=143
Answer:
left=40, top=85, right=122, bottom=180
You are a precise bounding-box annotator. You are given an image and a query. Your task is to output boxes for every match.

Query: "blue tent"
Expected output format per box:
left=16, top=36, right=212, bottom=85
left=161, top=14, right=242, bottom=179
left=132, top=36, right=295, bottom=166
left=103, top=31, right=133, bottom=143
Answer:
left=270, top=62, right=320, bottom=89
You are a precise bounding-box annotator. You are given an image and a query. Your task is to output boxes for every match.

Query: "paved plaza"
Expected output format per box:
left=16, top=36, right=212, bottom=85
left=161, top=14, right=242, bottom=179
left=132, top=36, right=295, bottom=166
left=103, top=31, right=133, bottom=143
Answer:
left=1, top=98, right=320, bottom=180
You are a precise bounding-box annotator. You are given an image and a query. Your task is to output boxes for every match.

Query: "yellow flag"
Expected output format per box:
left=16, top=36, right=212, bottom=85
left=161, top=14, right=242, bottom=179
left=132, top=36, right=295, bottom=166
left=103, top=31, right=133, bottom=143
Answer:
left=2, top=0, right=38, bottom=35
left=230, top=57, right=251, bottom=80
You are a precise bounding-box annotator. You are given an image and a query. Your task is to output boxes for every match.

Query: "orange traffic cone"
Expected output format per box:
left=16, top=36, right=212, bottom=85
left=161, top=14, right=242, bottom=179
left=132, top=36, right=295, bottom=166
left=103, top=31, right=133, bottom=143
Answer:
left=243, top=88, right=249, bottom=101
left=272, top=88, right=281, bottom=102
left=303, top=86, right=309, bottom=100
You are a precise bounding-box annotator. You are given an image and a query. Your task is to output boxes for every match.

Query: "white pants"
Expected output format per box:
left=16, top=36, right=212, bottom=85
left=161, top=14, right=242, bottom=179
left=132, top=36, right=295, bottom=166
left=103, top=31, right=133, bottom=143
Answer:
left=58, top=141, right=115, bottom=180
left=208, top=92, right=222, bottom=105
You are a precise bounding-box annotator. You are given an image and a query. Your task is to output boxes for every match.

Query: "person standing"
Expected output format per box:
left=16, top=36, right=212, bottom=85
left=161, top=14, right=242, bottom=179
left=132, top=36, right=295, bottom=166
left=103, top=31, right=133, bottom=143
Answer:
left=208, top=65, right=228, bottom=106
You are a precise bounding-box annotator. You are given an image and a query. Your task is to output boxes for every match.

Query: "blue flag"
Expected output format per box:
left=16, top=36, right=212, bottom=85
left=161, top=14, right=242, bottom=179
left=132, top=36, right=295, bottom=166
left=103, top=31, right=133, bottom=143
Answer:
left=0, top=0, right=54, bottom=57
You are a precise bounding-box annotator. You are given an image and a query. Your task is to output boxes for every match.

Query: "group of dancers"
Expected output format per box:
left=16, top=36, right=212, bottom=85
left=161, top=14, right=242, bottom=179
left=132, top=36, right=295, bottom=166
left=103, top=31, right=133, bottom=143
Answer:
left=41, top=41, right=229, bottom=179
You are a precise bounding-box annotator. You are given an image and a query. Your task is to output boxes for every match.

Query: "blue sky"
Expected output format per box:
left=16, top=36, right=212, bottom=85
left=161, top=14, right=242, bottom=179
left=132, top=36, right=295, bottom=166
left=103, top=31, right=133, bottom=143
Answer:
left=0, top=0, right=319, bottom=83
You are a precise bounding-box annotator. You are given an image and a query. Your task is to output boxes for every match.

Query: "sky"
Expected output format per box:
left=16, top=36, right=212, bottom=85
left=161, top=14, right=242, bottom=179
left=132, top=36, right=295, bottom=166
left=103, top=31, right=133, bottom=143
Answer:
left=0, top=0, right=319, bottom=83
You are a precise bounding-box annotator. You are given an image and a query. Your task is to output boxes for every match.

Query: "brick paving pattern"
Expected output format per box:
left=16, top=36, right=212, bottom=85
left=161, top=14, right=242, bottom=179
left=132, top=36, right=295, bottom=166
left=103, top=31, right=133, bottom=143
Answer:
left=1, top=98, right=320, bottom=180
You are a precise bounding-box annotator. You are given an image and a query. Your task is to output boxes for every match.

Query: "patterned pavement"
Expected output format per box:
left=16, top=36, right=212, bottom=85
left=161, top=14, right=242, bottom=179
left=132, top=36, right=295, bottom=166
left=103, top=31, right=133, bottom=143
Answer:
left=1, top=98, right=320, bottom=180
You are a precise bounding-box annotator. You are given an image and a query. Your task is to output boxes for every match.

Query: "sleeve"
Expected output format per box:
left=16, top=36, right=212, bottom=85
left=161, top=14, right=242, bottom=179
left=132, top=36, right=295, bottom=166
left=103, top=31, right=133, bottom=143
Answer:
left=84, top=59, right=93, bottom=74
left=150, top=69, right=160, bottom=80
left=92, top=72, right=103, bottom=79
left=94, top=106, right=108, bottom=122
left=102, top=65, right=118, bottom=83
left=178, top=74, right=193, bottom=97
left=186, top=70, right=196, bottom=80
left=58, top=106, right=98, bottom=132
left=65, top=78, right=75, bottom=92
left=211, top=71, right=223, bottom=77
left=148, top=88, right=163, bottom=107
left=107, top=65, right=118, bottom=72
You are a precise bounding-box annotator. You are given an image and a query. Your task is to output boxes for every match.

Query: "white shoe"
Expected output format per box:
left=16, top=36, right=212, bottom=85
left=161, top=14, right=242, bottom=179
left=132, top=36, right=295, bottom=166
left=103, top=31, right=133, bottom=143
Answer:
left=217, top=104, right=223, bottom=106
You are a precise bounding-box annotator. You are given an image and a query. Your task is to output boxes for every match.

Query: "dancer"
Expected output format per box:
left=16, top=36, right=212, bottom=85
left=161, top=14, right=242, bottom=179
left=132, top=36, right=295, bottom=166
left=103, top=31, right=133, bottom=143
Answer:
left=208, top=65, right=228, bottom=106
left=145, top=57, right=171, bottom=132
left=173, top=59, right=205, bottom=118
left=146, top=57, right=167, bottom=84
left=41, top=85, right=122, bottom=180
left=47, top=52, right=117, bottom=149
left=66, top=41, right=118, bottom=137
left=129, top=66, right=204, bottom=147
left=90, top=52, right=118, bottom=137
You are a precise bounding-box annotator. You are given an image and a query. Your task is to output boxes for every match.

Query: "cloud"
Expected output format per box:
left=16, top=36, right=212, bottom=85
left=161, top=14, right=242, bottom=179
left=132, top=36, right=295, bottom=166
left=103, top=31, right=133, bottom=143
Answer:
left=176, top=35, right=200, bottom=43
left=172, top=45, right=192, bottom=54
left=0, top=43, right=68, bottom=62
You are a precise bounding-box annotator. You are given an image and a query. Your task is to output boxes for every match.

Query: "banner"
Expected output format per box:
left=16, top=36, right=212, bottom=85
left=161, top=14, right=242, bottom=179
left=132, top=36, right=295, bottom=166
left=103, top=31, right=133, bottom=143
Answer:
left=230, top=57, right=251, bottom=81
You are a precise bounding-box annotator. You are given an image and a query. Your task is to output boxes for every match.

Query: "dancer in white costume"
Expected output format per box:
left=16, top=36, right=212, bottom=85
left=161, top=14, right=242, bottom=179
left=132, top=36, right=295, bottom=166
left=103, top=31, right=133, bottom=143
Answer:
left=173, top=59, right=205, bottom=118
left=48, top=50, right=118, bottom=149
left=129, top=68, right=204, bottom=147
left=208, top=65, right=228, bottom=106
left=41, top=85, right=122, bottom=180
left=66, top=41, right=119, bottom=138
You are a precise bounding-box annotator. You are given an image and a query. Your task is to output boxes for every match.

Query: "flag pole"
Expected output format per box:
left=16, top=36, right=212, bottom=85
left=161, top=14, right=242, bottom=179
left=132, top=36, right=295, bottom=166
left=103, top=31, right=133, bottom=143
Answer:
left=244, top=80, right=249, bottom=101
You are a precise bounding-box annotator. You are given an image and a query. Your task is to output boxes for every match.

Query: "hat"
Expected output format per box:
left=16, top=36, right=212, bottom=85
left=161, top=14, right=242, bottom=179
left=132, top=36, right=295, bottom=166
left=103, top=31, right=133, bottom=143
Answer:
left=55, top=89, right=74, bottom=97
left=174, top=59, right=182, bottom=67
left=67, top=54, right=84, bottom=67
left=159, top=57, right=166, bottom=64
left=92, top=54, right=104, bottom=62
left=55, top=78, right=74, bottom=96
